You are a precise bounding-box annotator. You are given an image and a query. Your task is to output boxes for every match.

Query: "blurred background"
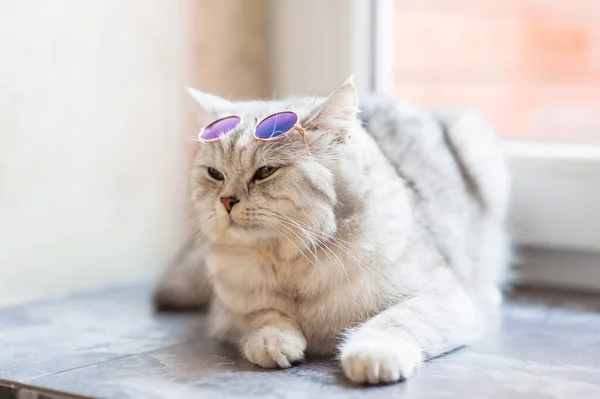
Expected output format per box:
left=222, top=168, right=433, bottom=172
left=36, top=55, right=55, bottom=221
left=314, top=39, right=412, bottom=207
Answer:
left=1, top=0, right=599, bottom=306
left=395, top=0, right=600, bottom=145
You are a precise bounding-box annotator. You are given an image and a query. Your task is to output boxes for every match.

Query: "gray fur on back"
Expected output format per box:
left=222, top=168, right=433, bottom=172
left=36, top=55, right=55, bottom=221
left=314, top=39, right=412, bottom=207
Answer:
left=359, top=94, right=509, bottom=287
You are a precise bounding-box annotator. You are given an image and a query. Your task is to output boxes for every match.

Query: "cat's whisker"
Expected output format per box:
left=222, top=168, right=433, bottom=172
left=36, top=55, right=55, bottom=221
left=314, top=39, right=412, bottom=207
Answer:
left=272, top=213, right=359, bottom=258
left=273, top=219, right=319, bottom=261
left=268, top=215, right=340, bottom=272
left=277, top=217, right=350, bottom=280
left=250, top=210, right=318, bottom=257
left=276, top=214, right=376, bottom=275
left=313, top=237, right=350, bottom=280
left=272, top=211, right=365, bottom=250
left=260, top=153, right=269, bottom=169
left=263, top=220, right=318, bottom=267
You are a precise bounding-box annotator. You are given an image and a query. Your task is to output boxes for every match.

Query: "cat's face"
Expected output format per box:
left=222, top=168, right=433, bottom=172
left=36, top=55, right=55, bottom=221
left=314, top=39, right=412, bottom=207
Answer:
left=188, top=79, right=358, bottom=246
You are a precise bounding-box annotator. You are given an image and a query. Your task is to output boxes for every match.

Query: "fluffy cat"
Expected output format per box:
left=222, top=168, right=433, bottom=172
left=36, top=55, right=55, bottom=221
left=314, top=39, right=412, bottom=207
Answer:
left=154, top=78, right=511, bottom=384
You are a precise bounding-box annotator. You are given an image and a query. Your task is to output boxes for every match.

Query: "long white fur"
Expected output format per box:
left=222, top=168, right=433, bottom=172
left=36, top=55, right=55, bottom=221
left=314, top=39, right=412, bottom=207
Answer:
left=154, top=79, right=511, bottom=384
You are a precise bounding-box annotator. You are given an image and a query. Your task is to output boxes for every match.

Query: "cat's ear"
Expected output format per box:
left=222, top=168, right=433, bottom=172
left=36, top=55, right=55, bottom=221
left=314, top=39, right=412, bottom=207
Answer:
left=306, top=76, right=358, bottom=142
left=185, top=87, right=235, bottom=117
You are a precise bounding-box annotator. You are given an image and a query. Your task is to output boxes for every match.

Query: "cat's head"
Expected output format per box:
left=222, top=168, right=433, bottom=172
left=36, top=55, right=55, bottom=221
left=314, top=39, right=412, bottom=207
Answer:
left=187, top=78, right=359, bottom=247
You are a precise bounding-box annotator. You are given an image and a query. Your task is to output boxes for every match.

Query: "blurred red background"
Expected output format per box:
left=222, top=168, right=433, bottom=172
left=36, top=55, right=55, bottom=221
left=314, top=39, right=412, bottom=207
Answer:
left=395, top=0, right=600, bottom=145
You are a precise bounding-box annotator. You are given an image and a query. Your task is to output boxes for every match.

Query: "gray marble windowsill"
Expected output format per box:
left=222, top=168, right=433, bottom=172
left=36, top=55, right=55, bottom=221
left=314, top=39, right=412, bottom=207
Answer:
left=1, top=285, right=600, bottom=399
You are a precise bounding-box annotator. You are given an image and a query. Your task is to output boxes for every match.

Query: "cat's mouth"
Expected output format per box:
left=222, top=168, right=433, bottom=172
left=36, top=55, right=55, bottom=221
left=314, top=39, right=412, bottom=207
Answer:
left=228, top=218, right=244, bottom=229
left=227, top=216, right=253, bottom=230
left=227, top=216, right=267, bottom=233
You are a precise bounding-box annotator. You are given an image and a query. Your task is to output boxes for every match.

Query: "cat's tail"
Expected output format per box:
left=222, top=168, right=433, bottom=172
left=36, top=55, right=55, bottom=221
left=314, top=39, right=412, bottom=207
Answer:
left=434, top=108, right=510, bottom=220
left=435, top=108, right=513, bottom=293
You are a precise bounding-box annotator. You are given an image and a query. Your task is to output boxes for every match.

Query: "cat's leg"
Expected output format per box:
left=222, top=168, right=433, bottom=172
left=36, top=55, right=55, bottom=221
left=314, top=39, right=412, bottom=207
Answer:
left=153, top=245, right=212, bottom=311
left=339, top=285, right=479, bottom=384
left=210, top=302, right=306, bottom=369
left=241, top=311, right=307, bottom=369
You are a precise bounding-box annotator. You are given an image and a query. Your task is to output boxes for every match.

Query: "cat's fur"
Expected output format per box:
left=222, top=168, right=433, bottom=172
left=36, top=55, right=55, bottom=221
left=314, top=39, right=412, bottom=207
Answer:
left=154, top=78, right=511, bottom=384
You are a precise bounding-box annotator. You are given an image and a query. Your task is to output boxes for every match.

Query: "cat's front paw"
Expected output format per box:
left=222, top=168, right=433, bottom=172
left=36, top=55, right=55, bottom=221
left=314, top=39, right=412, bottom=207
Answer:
left=340, top=335, right=423, bottom=384
left=242, top=325, right=307, bottom=369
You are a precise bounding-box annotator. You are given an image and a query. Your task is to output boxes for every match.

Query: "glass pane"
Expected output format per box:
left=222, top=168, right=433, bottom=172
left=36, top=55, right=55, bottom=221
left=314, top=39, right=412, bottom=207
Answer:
left=394, top=0, right=600, bottom=145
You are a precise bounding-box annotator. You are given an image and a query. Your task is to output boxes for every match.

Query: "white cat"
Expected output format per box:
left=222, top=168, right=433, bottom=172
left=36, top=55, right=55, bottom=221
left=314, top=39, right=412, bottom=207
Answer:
left=154, top=78, right=511, bottom=384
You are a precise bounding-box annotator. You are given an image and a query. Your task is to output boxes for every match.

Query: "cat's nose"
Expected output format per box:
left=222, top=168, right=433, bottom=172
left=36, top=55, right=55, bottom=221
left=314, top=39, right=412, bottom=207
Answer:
left=220, top=197, right=239, bottom=213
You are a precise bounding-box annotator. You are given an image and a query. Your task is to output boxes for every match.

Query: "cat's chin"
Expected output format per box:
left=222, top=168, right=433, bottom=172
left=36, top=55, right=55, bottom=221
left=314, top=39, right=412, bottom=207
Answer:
left=227, top=220, right=273, bottom=241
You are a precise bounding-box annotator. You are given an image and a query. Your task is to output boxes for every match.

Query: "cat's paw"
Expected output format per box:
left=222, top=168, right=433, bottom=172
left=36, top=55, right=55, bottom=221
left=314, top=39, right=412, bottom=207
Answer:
left=242, top=325, right=307, bottom=368
left=340, top=335, right=423, bottom=384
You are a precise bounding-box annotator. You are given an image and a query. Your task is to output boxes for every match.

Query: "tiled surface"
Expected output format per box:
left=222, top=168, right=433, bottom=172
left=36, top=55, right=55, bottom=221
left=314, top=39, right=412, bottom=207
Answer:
left=1, top=286, right=600, bottom=399
left=0, top=286, right=203, bottom=382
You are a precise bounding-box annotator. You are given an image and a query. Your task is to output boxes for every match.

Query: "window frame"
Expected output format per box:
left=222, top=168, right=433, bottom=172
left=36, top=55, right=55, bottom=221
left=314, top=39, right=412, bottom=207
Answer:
left=269, top=0, right=600, bottom=291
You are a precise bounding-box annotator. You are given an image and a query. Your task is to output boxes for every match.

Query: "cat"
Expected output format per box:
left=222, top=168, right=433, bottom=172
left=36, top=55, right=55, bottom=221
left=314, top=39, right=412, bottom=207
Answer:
left=154, top=77, right=511, bottom=384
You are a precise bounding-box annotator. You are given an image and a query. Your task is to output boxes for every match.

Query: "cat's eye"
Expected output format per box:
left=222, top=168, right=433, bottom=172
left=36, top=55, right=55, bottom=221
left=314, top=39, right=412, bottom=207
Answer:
left=253, top=166, right=278, bottom=181
left=207, top=167, right=225, bottom=181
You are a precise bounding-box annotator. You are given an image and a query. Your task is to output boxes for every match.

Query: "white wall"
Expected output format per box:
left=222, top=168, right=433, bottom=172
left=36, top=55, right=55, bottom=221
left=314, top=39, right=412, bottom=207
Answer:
left=0, top=1, right=200, bottom=306
left=270, top=0, right=358, bottom=97
left=0, top=0, right=271, bottom=306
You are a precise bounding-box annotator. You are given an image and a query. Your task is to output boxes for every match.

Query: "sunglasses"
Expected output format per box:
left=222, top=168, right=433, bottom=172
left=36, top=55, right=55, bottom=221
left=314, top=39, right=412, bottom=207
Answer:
left=198, top=111, right=306, bottom=146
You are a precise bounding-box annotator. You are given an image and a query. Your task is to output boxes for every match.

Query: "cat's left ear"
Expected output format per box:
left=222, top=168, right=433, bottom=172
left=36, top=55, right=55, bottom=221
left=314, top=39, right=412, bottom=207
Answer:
left=305, top=76, right=358, bottom=142
left=185, top=87, right=235, bottom=118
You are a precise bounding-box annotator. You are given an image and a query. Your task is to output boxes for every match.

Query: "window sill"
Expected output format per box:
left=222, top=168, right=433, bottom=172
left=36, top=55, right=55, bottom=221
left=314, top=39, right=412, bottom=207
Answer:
left=517, top=246, right=600, bottom=292
left=506, top=141, right=600, bottom=253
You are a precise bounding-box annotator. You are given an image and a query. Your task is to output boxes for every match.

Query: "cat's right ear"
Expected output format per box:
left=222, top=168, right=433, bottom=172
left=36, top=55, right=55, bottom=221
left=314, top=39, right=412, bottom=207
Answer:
left=185, top=87, right=235, bottom=118
left=304, top=76, right=358, bottom=143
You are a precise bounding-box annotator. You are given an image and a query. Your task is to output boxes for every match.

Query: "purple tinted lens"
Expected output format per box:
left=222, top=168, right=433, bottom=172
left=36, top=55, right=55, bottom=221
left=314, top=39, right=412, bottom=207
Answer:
left=200, top=116, right=241, bottom=141
left=255, top=112, right=298, bottom=139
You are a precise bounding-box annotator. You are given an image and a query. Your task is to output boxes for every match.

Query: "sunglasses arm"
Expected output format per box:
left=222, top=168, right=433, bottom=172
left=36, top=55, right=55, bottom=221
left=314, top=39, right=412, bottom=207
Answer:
left=294, top=124, right=305, bottom=137
left=294, top=124, right=311, bottom=154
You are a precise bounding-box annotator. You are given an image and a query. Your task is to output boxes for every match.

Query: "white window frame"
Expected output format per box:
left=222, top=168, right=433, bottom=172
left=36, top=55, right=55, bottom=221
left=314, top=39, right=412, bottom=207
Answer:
left=269, top=0, right=600, bottom=292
